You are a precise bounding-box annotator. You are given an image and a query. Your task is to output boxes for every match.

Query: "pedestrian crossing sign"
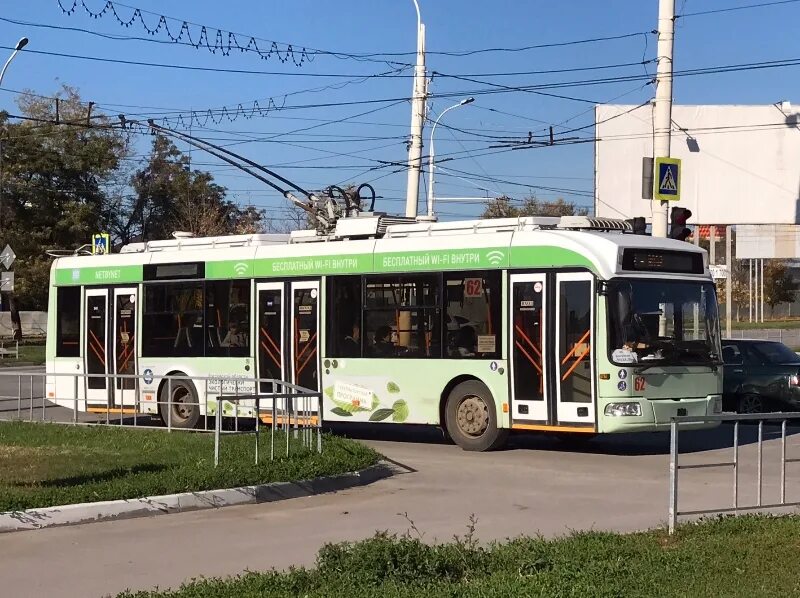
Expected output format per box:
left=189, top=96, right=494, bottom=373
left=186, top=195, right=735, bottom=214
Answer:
left=92, top=233, right=110, bottom=255
left=654, top=157, right=681, bottom=201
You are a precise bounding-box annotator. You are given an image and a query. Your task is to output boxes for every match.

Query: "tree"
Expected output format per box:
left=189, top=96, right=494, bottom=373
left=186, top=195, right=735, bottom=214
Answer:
left=113, top=134, right=266, bottom=242
left=482, top=195, right=589, bottom=219
left=764, top=260, right=797, bottom=312
left=0, top=86, right=131, bottom=320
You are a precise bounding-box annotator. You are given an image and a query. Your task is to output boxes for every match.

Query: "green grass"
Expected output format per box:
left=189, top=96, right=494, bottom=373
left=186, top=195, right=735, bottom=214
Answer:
left=0, top=344, right=45, bottom=365
left=118, top=515, right=800, bottom=597
left=0, top=422, right=379, bottom=511
left=730, top=319, right=800, bottom=330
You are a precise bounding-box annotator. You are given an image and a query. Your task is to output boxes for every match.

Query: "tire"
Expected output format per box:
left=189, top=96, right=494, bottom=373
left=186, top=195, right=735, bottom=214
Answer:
left=737, top=394, right=764, bottom=415
left=159, top=377, right=201, bottom=429
left=444, top=380, right=508, bottom=451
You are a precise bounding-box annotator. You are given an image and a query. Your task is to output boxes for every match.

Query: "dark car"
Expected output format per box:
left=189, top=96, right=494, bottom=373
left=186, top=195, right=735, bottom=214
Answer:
left=721, top=339, right=800, bottom=413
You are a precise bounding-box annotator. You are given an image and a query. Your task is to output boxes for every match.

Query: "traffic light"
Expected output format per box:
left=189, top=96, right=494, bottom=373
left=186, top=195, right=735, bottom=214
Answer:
left=669, top=207, right=692, bottom=241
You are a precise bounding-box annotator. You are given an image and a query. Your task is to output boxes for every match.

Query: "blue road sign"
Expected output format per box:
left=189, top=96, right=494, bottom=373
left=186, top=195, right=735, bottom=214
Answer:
left=654, top=157, right=681, bottom=201
left=92, top=233, right=110, bottom=255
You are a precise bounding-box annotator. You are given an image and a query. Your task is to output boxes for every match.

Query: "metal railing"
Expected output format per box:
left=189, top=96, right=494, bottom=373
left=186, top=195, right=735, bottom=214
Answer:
left=0, top=371, right=322, bottom=464
left=726, top=328, right=800, bottom=345
left=668, top=413, right=800, bottom=534
left=0, top=340, right=19, bottom=359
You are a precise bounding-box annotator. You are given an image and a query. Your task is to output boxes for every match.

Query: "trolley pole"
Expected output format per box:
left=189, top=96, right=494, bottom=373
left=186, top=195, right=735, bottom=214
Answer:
left=651, top=0, right=676, bottom=238
left=404, top=0, right=427, bottom=218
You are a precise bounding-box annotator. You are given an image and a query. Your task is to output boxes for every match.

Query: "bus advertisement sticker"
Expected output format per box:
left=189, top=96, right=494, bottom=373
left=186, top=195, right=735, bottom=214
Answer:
left=618, top=380, right=627, bottom=391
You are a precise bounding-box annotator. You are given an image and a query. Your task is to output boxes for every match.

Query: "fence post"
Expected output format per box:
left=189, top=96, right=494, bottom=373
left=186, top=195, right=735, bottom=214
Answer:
left=73, top=374, right=78, bottom=424
left=757, top=420, right=763, bottom=507
left=668, top=418, right=679, bottom=535
left=214, top=396, right=221, bottom=468
left=254, top=395, right=260, bottom=465
left=733, top=421, right=739, bottom=512
left=167, top=377, right=172, bottom=432
left=781, top=419, right=787, bottom=504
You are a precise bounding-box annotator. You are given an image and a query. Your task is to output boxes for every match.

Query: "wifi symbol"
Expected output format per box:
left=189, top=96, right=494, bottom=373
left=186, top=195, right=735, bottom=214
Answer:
left=233, top=262, right=249, bottom=276
left=486, top=250, right=505, bottom=266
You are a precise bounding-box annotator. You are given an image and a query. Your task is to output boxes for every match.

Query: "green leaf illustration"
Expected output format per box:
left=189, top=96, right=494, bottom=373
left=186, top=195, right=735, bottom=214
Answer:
left=369, top=408, right=395, bottom=422
left=372, top=393, right=380, bottom=410
left=331, top=407, right=352, bottom=417
left=324, top=386, right=334, bottom=399
left=392, top=400, right=409, bottom=423
left=387, top=382, right=401, bottom=394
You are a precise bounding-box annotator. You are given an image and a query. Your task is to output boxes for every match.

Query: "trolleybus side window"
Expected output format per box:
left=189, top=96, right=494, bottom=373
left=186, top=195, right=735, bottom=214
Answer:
left=444, top=271, right=501, bottom=359
left=142, top=282, right=204, bottom=358
left=326, top=276, right=363, bottom=358
left=363, top=275, right=441, bottom=358
left=56, top=286, right=81, bottom=357
left=205, top=280, right=251, bottom=357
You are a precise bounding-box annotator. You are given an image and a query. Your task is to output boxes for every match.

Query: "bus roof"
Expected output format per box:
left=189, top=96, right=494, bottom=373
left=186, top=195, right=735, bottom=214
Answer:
left=51, top=216, right=710, bottom=286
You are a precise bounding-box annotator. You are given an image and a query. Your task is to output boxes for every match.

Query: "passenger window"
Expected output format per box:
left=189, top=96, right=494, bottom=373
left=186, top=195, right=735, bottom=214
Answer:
left=142, top=282, right=204, bottom=358
left=326, top=276, right=362, bottom=358
left=206, top=280, right=251, bottom=357
left=56, top=286, right=81, bottom=357
left=444, top=271, right=501, bottom=359
left=364, top=275, right=441, bottom=358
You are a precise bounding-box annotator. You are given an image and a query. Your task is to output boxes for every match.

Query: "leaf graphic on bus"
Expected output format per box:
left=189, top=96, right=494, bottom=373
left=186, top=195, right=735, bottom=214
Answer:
left=372, top=393, right=380, bottom=410
left=392, top=400, right=409, bottom=423
left=324, top=386, right=334, bottom=399
left=331, top=407, right=352, bottom=417
left=387, top=382, right=400, bottom=393
left=369, top=408, right=395, bottom=422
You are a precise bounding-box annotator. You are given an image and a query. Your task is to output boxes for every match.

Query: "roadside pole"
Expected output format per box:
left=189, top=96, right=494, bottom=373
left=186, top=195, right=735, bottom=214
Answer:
left=651, top=0, right=676, bottom=238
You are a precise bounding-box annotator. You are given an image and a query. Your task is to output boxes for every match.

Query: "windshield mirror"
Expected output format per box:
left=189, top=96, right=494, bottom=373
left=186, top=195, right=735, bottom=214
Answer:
left=607, top=280, right=721, bottom=366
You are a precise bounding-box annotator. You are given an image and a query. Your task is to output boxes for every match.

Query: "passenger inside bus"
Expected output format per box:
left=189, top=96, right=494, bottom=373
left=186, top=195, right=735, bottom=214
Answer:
left=452, top=325, right=477, bottom=357
left=220, top=321, right=247, bottom=348
left=372, top=325, right=395, bottom=357
left=341, top=322, right=361, bottom=357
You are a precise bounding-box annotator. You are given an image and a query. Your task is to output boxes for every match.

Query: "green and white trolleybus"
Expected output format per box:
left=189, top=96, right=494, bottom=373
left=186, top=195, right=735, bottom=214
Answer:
left=45, top=214, right=723, bottom=450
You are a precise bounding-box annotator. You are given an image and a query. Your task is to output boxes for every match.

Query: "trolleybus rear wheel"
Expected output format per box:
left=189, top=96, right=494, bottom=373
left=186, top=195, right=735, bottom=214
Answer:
left=159, top=378, right=201, bottom=429
left=445, top=380, right=508, bottom=451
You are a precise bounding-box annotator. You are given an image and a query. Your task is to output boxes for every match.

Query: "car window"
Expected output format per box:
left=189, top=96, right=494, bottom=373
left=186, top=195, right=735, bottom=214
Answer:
left=750, top=342, right=800, bottom=364
left=722, top=344, right=743, bottom=365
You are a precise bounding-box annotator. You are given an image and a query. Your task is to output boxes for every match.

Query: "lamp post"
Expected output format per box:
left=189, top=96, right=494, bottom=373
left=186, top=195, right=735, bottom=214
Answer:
left=0, top=37, right=29, bottom=230
left=424, top=97, right=474, bottom=221
left=404, top=0, right=427, bottom=218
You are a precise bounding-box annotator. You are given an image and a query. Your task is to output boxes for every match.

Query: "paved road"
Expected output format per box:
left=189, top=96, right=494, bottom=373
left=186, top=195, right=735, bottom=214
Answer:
left=1, top=422, right=798, bottom=598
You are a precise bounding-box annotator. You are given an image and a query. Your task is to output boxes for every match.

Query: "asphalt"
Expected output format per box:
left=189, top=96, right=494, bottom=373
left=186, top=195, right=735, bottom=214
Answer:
left=0, top=421, right=798, bottom=598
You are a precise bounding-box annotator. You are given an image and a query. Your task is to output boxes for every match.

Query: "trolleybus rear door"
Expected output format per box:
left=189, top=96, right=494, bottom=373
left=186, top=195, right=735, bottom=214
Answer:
left=256, top=282, right=285, bottom=400
left=112, top=287, right=137, bottom=407
left=509, top=274, right=549, bottom=422
left=84, top=288, right=110, bottom=405
left=555, top=272, right=595, bottom=425
left=290, top=280, right=320, bottom=411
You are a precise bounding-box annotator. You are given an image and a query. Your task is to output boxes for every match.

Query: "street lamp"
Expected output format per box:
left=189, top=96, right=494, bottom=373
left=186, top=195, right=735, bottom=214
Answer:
left=0, top=38, right=29, bottom=86
left=424, top=97, right=474, bottom=220
left=0, top=37, right=29, bottom=230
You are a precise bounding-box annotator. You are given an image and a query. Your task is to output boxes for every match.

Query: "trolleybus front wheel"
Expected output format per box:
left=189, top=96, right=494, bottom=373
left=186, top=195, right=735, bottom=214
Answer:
left=444, top=380, right=508, bottom=451
left=159, top=378, right=201, bottom=429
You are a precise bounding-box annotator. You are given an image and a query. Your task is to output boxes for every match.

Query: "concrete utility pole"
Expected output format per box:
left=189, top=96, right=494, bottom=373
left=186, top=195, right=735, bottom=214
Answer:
left=651, top=0, right=675, bottom=237
left=404, top=0, right=427, bottom=218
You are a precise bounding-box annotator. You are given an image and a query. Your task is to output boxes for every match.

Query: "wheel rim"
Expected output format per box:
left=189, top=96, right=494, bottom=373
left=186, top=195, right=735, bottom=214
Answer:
left=740, top=395, right=762, bottom=414
left=171, top=387, right=194, bottom=421
left=456, top=395, right=489, bottom=437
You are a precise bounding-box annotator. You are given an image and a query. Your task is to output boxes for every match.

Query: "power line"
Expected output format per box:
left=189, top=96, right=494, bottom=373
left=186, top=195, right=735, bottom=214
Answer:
left=679, top=0, right=800, bottom=18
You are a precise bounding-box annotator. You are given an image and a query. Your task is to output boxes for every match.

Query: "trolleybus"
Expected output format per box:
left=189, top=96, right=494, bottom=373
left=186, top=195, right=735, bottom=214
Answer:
left=45, top=214, right=723, bottom=450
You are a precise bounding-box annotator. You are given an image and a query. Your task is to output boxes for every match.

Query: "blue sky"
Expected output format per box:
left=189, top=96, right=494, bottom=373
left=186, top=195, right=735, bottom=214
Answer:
left=1, top=0, right=799, bottom=223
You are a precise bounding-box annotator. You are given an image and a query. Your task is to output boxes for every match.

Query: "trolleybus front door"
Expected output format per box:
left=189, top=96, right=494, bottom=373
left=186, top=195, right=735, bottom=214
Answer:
left=112, top=287, right=138, bottom=407
left=555, top=272, right=595, bottom=426
left=84, top=288, right=110, bottom=406
left=509, top=274, right=549, bottom=422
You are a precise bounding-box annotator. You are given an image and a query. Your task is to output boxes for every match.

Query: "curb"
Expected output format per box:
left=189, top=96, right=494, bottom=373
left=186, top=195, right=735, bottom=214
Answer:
left=0, top=461, right=396, bottom=533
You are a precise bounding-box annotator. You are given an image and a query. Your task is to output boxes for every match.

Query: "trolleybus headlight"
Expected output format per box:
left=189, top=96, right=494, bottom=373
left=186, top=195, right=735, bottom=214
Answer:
left=604, top=402, right=642, bottom=417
